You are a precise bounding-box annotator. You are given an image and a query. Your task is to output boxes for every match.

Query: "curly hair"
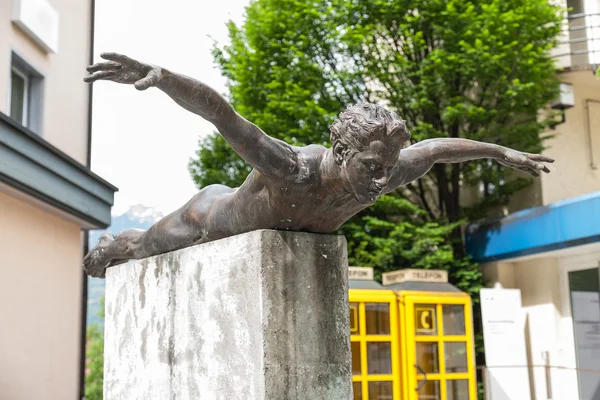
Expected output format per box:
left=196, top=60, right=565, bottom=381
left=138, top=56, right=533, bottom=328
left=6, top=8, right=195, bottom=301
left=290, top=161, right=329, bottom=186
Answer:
left=330, top=103, right=410, bottom=151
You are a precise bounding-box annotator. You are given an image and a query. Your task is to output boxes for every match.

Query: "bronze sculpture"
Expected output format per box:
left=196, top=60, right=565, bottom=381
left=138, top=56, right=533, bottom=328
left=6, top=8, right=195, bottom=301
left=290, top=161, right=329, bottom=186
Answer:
left=83, top=52, right=554, bottom=278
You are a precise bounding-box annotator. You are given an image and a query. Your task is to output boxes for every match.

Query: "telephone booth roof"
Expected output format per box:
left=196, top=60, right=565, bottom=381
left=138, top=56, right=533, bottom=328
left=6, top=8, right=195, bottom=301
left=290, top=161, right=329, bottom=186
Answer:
left=348, top=279, right=386, bottom=290
left=384, top=281, right=462, bottom=293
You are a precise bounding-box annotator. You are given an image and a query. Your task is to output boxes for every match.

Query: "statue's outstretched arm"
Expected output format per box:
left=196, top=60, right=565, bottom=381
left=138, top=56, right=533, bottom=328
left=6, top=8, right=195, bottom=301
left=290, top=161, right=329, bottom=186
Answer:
left=84, top=52, right=296, bottom=179
left=387, top=138, right=554, bottom=190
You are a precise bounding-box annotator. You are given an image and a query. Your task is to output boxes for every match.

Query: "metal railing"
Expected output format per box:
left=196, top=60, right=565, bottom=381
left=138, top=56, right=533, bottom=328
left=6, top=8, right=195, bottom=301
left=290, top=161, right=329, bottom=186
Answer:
left=553, top=13, right=600, bottom=71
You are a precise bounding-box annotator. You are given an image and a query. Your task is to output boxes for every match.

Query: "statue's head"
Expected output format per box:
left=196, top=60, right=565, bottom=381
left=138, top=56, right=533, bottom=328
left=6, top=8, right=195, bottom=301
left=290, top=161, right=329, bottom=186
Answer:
left=330, top=103, right=410, bottom=204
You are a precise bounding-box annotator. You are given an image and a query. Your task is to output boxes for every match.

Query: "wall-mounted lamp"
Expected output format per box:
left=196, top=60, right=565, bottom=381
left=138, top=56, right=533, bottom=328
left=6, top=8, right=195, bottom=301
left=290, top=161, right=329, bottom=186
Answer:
left=550, top=82, right=575, bottom=128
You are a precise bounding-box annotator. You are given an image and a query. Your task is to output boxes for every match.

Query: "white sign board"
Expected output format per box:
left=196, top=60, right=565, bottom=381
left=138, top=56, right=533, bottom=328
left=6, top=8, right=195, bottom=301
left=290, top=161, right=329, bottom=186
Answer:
left=571, top=291, right=600, bottom=400
left=480, top=288, right=531, bottom=400
left=382, top=269, right=447, bottom=285
left=348, top=266, right=374, bottom=281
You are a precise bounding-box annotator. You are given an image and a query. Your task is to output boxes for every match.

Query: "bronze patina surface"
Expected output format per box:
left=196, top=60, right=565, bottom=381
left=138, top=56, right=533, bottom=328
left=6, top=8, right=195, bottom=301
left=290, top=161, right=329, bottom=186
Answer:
left=83, top=52, right=553, bottom=278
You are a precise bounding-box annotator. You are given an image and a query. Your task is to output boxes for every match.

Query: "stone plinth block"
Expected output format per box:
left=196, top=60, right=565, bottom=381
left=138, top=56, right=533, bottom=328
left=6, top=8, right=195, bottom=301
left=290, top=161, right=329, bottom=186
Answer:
left=103, top=229, right=352, bottom=400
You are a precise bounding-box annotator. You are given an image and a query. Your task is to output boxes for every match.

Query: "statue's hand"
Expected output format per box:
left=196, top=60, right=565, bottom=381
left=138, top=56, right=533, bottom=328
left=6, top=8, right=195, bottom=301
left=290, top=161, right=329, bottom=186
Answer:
left=496, top=148, right=554, bottom=177
left=84, top=52, right=162, bottom=91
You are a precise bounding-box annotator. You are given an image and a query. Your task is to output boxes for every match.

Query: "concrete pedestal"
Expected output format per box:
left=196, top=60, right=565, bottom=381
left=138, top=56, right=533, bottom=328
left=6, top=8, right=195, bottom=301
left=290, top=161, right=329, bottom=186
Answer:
left=103, top=229, right=352, bottom=400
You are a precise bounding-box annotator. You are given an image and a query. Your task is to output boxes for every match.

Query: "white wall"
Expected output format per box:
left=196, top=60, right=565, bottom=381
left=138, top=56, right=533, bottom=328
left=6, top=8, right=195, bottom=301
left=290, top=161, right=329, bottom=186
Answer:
left=0, top=1, right=91, bottom=398
left=540, top=70, right=600, bottom=205
left=0, top=0, right=92, bottom=164
left=515, top=258, right=563, bottom=400
left=483, top=258, right=571, bottom=400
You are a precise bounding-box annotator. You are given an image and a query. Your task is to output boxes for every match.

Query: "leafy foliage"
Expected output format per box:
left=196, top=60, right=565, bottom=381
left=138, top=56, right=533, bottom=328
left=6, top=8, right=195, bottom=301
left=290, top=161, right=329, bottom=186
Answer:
left=85, top=297, right=104, bottom=400
left=188, top=0, right=562, bottom=372
left=189, top=0, right=560, bottom=261
left=340, top=0, right=563, bottom=226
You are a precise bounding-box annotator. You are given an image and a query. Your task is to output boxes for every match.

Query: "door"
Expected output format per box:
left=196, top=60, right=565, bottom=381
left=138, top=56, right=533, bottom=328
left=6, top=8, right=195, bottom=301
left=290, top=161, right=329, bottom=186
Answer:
left=349, top=290, right=401, bottom=400
left=559, top=255, right=600, bottom=399
left=567, top=266, right=600, bottom=400
left=404, top=294, right=477, bottom=400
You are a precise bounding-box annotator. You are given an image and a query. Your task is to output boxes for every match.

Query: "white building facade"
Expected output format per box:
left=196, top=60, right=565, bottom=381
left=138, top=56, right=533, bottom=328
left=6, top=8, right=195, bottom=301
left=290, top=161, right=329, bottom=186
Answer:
left=0, top=0, right=116, bottom=399
left=466, top=2, right=600, bottom=397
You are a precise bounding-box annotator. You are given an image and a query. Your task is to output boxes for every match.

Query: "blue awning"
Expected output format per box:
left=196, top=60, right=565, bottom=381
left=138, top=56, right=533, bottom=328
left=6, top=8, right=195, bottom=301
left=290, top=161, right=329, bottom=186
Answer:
left=465, top=191, right=600, bottom=263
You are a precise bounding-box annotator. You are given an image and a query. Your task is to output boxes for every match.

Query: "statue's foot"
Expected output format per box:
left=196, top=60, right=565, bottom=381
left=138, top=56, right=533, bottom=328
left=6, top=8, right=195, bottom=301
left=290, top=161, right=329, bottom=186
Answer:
left=83, top=233, right=115, bottom=278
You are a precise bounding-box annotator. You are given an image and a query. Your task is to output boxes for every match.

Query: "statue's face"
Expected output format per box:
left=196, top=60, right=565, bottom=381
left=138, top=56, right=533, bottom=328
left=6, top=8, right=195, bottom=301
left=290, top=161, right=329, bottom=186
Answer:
left=338, top=139, right=401, bottom=205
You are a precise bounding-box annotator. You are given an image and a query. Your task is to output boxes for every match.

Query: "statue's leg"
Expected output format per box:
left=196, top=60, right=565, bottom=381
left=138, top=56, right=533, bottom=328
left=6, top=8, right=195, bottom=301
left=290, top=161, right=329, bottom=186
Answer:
left=84, top=184, right=233, bottom=278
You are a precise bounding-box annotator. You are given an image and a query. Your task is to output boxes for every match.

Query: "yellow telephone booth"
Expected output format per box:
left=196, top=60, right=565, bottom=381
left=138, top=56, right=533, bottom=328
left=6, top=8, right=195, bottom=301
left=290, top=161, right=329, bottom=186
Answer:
left=383, top=269, right=477, bottom=400
left=349, top=267, right=401, bottom=400
left=349, top=267, right=477, bottom=400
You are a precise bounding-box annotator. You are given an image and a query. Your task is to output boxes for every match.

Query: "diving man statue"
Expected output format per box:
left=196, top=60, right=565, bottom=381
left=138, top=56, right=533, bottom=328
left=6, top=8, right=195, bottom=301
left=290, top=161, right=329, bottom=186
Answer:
left=83, top=52, right=553, bottom=278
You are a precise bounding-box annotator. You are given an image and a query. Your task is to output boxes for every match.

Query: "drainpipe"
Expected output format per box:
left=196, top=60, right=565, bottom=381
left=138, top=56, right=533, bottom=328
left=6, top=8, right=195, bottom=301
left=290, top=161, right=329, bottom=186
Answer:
left=79, top=0, right=95, bottom=397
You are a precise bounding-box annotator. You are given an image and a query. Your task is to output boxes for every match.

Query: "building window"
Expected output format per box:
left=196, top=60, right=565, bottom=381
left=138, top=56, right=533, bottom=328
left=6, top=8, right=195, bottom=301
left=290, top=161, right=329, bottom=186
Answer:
left=10, top=66, right=29, bottom=125
left=8, top=53, right=44, bottom=134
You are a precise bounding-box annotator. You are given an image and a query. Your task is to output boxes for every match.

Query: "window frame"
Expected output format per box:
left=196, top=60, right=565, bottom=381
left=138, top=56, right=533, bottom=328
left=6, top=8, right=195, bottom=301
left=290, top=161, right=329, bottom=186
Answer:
left=7, top=51, right=44, bottom=134
left=9, top=65, right=30, bottom=126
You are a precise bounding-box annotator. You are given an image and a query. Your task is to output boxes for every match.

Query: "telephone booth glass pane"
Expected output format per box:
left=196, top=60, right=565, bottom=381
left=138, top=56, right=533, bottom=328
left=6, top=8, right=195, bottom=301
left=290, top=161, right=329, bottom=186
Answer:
left=445, top=342, right=468, bottom=373
left=446, top=379, right=470, bottom=400
left=443, top=305, right=465, bottom=335
left=415, top=304, right=437, bottom=335
left=350, top=303, right=359, bottom=335
left=368, top=381, right=393, bottom=400
left=367, top=342, right=392, bottom=374
left=353, top=382, right=363, bottom=400
left=417, top=380, right=440, bottom=400
left=366, top=303, right=390, bottom=335
left=351, top=341, right=362, bottom=375
left=415, top=342, right=439, bottom=373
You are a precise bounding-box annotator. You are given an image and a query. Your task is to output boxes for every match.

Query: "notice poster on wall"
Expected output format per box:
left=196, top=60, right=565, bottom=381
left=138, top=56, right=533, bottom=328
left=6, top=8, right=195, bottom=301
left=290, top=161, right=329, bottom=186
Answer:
left=480, top=288, right=531, bottom=400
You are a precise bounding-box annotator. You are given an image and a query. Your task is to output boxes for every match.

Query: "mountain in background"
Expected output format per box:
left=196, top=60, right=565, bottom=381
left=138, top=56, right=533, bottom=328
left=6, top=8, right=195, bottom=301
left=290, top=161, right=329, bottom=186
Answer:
left=87, top=205, right=164, bottom=327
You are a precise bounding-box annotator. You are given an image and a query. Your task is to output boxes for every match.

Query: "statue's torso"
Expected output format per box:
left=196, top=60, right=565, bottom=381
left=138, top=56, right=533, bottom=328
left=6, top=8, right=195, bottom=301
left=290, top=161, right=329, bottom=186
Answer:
left=204, top=145, right=367, bottom=240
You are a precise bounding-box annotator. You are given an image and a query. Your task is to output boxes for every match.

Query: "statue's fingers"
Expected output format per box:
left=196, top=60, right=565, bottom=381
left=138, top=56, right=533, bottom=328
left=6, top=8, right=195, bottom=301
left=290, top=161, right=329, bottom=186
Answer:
left=525, top=167, right=540, bottom=177
left=527, top=153, right=555, bottom=163
left=134, top=69, right=159, bottom=91
left=521, top=157, right=543, bottom=172
left=101, top=52, right=142, bottom=67
left=529, top=160, right=550, bottom=173
left=83, top=70, right=116, bottom=83
left=529, top=161, right=549, bottom=172
left=516, top=166, right=539, bottom=177
left=86, top=61, right=121, bottom=73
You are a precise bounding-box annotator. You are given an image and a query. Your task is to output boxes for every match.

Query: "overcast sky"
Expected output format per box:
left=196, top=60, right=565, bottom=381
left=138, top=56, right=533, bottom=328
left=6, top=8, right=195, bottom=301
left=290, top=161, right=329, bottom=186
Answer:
left=90, top=0, right=249, bottom=216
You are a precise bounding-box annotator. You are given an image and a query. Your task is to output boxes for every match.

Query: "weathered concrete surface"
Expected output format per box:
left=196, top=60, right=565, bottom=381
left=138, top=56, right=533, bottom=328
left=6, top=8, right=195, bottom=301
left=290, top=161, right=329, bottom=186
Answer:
left=103, top=229, right=351, bottom=400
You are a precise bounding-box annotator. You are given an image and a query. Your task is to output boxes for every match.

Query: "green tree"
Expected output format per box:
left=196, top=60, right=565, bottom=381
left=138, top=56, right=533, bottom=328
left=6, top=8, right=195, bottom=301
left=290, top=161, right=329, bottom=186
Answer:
left=341, top=0, right=562, bottom=229
left=190, top=0, right=561, bottom=271
left=188, top=0, right=562, bottom=371
left=85, top=297, right=104, bottom=400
